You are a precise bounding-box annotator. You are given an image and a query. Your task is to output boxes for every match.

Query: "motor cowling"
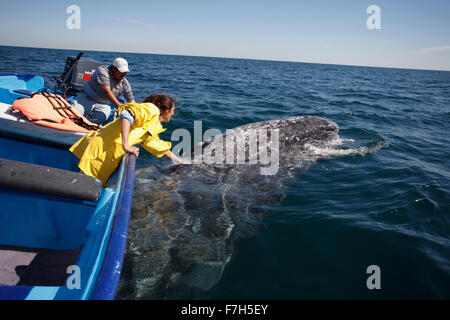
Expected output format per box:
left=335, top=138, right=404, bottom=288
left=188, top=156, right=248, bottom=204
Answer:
left=57, top=53, right=102, bottom=97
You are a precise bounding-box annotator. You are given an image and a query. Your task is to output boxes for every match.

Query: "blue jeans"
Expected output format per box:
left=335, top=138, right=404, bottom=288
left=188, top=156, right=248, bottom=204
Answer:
left=71, top=92, right=111, bottom=125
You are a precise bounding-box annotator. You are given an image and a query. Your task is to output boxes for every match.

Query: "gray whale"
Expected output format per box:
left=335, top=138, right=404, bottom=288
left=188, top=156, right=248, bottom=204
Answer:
left=117, top=116, right=339, bottom=299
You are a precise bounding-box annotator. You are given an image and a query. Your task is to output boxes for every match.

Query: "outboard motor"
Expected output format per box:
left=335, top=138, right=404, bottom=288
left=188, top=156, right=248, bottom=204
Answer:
left=56, top=52, right=102, bottom=97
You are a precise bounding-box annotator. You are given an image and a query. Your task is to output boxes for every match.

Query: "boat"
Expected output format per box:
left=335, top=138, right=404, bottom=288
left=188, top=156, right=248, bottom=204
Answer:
left=0, top=57, right=135, bottom=300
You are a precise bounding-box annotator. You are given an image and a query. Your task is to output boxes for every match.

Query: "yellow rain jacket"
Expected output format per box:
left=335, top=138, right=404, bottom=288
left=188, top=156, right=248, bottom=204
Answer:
left=69, top=102, right=171, bottom=186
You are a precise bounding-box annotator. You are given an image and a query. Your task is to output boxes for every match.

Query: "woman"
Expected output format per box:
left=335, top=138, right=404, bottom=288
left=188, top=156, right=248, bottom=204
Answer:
left=69, top=94, right=188, bottom=186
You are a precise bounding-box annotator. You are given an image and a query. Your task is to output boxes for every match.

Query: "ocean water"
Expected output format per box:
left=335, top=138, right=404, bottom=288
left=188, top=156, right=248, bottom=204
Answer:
left=1, top=45, right=449, bottom=299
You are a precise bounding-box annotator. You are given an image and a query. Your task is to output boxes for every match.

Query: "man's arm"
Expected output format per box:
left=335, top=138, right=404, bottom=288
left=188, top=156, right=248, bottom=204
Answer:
left=102, top=85, right=122, bottom=107
left=124, top=80, right=135, bottom=103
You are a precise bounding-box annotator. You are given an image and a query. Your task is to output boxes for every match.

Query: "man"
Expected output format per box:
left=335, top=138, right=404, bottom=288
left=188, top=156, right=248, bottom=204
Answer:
left=71, top=57, right=135, bottom=125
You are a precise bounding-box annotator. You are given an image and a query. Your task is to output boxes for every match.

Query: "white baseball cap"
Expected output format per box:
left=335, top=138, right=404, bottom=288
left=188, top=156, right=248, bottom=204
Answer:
left=112, top=57, right=130, bottom=73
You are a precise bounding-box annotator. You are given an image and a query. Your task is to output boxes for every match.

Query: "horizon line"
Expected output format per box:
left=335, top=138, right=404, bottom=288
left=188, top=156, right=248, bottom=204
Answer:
left=1, top=44, right=449, bottom=73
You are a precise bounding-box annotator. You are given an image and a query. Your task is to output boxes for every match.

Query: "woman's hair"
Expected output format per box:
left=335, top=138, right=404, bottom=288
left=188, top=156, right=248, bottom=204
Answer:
left=142, top=94, right=175, bottom=114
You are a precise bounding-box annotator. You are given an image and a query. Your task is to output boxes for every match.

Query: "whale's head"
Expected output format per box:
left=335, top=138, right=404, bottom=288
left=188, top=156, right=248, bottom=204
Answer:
left=193, top=115, right=339, bottom=173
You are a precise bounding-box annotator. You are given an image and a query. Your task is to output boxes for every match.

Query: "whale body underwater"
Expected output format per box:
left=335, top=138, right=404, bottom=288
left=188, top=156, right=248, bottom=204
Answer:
left=117, top=116, right=341, bottom=299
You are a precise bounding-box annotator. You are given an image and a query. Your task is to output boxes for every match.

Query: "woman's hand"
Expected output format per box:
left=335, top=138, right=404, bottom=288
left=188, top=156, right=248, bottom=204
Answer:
left=166, top=151, right=192, bottom=165
left=179, top=159, right=194, bottom=165
left=124, top=145, right=139, bottom=158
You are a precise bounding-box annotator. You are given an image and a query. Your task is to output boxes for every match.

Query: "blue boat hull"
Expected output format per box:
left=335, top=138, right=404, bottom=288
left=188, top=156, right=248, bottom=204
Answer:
left=0, top=74, right=135, bottom=300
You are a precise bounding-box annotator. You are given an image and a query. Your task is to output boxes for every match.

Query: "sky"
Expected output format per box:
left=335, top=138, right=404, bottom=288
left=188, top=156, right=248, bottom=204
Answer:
left=0, top=0, right=449, bottom=71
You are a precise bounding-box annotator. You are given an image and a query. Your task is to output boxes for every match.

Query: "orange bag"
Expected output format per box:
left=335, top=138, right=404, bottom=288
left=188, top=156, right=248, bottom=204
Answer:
left=11, top=92, right=99, bottom=132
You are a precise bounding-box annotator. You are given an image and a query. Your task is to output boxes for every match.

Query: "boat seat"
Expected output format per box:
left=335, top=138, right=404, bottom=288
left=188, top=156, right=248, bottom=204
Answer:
left=12, top=89, right=33, bottom=97
left=0, top=158, right=102, bottom=201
